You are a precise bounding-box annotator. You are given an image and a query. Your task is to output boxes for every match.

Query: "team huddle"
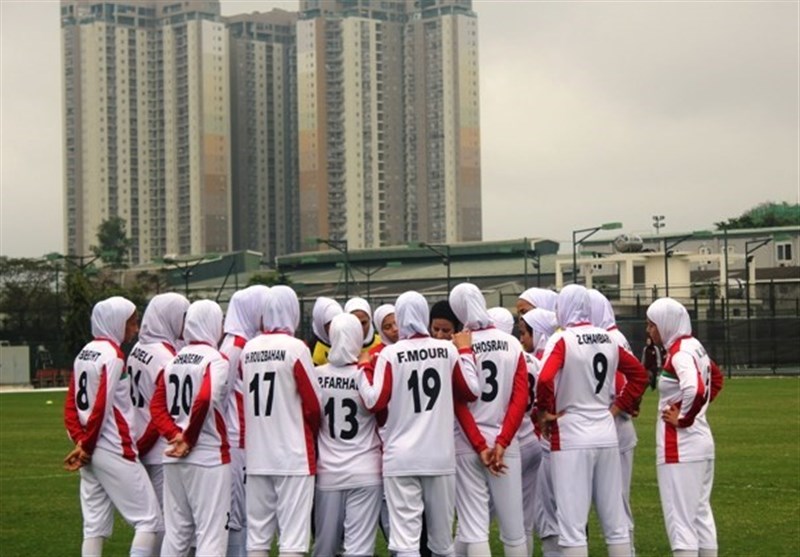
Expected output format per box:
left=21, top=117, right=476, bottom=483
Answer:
left=63, top=282, right=723, bottom=557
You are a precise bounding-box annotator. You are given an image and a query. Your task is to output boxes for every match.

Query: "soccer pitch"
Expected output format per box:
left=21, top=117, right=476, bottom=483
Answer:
left=1, top=377, right=798, bottom=556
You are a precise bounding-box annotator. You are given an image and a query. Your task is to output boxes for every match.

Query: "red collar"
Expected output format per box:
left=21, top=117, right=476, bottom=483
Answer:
left=95, top=337, right=122, bottom=350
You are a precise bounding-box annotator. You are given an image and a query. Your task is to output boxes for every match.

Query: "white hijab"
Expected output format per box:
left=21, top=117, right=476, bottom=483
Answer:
left=395, top=291, right=430, bottom=339
left=312, top=297, right=343, bottom=344
left=225, top=285, right=270, bottom=340
left=373, top=304, right=396, bottom=345
left=449, top=282, right=492, bottom=330
left=555, top=284, right=591, bottom=329
left=327, top=313, right=364, bottom=367
left=588, top=289, right=616, bottom=330
left=519, top=287, right=558, bottom=312
left=488, top=307, right=515, bottom=335
left=91, top=296, right=137, bottom=345
left=264, top=285, right=300, bottom=335
left=344, top=296, right=376, bottom=344
left=646, top=297, right=692, bottom=350
left=522, top=308, right=559, bottom=354
left=183, top=300, right=223, bottom=346
left=139, top=293, right=189, bottom=346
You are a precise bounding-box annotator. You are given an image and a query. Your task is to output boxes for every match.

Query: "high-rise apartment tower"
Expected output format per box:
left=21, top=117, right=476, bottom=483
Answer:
left=61, top=0, right=232, bottom=264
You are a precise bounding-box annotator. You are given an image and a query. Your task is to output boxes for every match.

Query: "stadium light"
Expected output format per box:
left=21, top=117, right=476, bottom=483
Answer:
left=571, top=222, right=622, bottom=285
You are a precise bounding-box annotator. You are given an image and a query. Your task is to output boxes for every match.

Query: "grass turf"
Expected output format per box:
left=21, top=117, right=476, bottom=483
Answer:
left=0, top=377, right=797, bottom=556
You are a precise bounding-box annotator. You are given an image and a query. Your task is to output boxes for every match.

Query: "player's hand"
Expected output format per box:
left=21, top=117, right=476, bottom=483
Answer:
left=538, top=410, right=563, bottom=441
left=357, top=350, right=372, bottom=365
left=63, top=443, right=90, bottom=471
left=489, top=444, right=508, bottom=476
left=661, top=404, right=680, bottom=427
left=452, top=330, right=472, bottom=350
left=165, top=433, right=191, bottom=458
left=479, top=448, right=497, bottom=475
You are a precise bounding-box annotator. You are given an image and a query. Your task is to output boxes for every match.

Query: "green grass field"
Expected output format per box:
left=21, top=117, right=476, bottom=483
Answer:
left=1, top=377, right=798, bottom=556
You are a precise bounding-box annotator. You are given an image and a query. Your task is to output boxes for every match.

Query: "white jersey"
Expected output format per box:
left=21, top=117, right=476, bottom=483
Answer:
left=152, top=342, right=231, bottom=467
left=315, top=362, right=382, bottom=490
left=538, top=326, right=623, bottom=451
left=455, top=328, right=529, bottom=456
left=358, top=336, right=481, bottom=476
left=241, top=332, right=322, bottom=475
left=657, top=336, right=715, bottom=465
left=517, top=352, right=540, bottom=448
left=65, top=339, right=137, bottom=460
left=608, top=327, right=637, bottom=452
left=220, top=334, right=247, bottom=449
left=127, top=340, right=177, bottom=465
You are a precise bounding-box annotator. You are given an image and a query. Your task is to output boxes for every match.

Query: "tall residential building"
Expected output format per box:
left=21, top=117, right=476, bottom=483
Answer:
left=61, top=0, right=231, bottom=265
left=228, top=10, right=300, bottom=262
left=297, top=0, right=481, bottom=249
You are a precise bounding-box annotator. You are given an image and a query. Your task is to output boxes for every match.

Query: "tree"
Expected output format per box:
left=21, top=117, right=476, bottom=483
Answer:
left=91, top=216, right=132, bottom=268
left=247, top=270, right=292, bottom=287
left=716, top=202, right=800, bottom=230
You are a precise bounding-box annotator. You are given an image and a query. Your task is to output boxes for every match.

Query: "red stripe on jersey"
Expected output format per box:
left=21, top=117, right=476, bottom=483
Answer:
left=453, top=358, right=478, bottom=403
left=496, top=352, right=530, bottom=448
left=615, top=348, right=649, bottom=414
left=294, top=359, right=321, bottom=474
left=236, top=390, right=245, bottom=449
left=82, top=366, right=109, bottom=455
left=150, top=370, right=181, bottom=440
left=234, top=335, right=247, bottom=350
left=64, top=371, right=84, bottom=444
left=214, top=408, right=231, bottom=464
left=710, top=359, right=724, bottom=402
left=184, top=364, right=212, bottom=448
left=550, top=420, right=561, bottom=451
left=665, top=419, right=680, bottom=463
left=371, top=361, right=394, bottom=412
left=536, top=338, right=566, bottom=414
left=162, top=342, right=177, bottom=356
left=113, top=407, right=136, bottom=461
left=677, top=366, right=706, bottom=428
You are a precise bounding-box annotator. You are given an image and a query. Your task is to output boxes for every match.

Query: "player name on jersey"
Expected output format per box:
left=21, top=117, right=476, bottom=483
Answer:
left=471, top=339, right=509, bottom=354
left=243, top=349, right=287, bottom=363
left=317, top=376, right=358, bottom=391
left=396, top=346, right=449, bottom=363
left=129, top=346, right=153, bottom=365
left=575, top=333, right=612, bottom=345
left=77, top=349, right=102, bottom=362
left=174, top=353, right=204, bottom=365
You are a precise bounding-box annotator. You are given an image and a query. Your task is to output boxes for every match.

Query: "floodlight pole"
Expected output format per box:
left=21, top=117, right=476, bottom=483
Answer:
left=316, top=238, right=350, bottom=299
left=744, top=237, right=772, bottom=367
left=421, top=242, right=451, bottom=292
left=572, top=222, right=622, bottom=285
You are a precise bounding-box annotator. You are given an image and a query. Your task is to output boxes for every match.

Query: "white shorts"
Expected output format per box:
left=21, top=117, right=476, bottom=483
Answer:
left=455, top=453, right=525, bottom=546
left=161, top=463, right=231, bottom=557
left=657, top=460, right=717, bottom=552
left=229, top=447, right=246, bottom=532
left=313, top=486, right=382, bottom=557
left=551, top=447, right=629, bottom=547
left=79, top=447, right=162, bottom=539
left=620, top=446, right=635, bottom=531
left=144, top=463, right=164, bottom=511
left=246, top=475, right=314, bottom=554
left=534, top=449, right=559, bottom=540
left=520, top=440, right=543, bottom=538
left=384, top=475, right=455, bottom=557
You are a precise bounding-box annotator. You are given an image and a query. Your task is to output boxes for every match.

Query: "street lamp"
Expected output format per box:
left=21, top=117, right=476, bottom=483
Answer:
left=572, top=222, right=622, bottom=285
left=652, top=215, right=666, bottom=235
left=420, top=242, right=452, bottom=292
left=522, top=239, right=542, bottom=289
left=351, top=261, right=402, bottom=302
left=162, top=254, right=217, bottom=298
left=662, top=230, right=712, bottom=297
left=314, top=238, right=350, bottom=299
left=744, top=237, right=772, bottom=367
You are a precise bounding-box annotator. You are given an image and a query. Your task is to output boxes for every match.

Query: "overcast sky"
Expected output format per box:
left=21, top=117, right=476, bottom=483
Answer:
left=1, top=0, right=798, bottom=258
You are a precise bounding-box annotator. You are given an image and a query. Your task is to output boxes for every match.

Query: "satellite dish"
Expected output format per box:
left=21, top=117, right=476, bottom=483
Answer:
left=613, top=234, right=644, bottom=253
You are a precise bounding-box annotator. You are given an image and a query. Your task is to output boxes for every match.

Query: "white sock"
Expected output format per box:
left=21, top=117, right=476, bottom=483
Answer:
left=227, top=528, right=244, bottom=557
left=526, top=534, right=534, bottom=557
left=465, top=541, right=491, bottom=556
left=279, top=553, right=304, bottom=557
left=698, top=549, right=717, bottom=557
left=82, top=537, right=104, bottom=557
left=607, top=541, right=632, bottom=557
left=504, top=542, right=528, bottom=557
left=560, top=545, right=588, bottom=557
left=247, top=551, right=269, bottom=557
left=130, top=531, right=158, bottom=557
left=541, top=536, right=561, bottom=557
left=673, top=551, right=698, bottom=557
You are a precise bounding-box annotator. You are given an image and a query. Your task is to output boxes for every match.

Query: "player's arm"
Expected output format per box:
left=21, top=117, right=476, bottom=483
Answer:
left=294, top=349, right=323, bottom=435
left=452, top=331, right=482, bottom=401
left=663, top=351, right=706, bottom=428
left=150, top=369, right=181, bottom=440
left=454, top=400, right=487, bottom=453
left=81, top=358, right=123, bottom=455
left=358, top=353, right=392, bottom=412
left=612, top=348, right=649, bottom=417
left=709, top=359, right=724, bottom=402
left=495, top=352, right=530, bottom=448
left=64, top=369, right=85, bottom=444
left=535, top=337, right=566, bottom=416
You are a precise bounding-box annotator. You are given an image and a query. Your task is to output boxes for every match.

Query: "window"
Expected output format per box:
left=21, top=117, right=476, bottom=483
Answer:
left=777, top=242, right=793, bottom=262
